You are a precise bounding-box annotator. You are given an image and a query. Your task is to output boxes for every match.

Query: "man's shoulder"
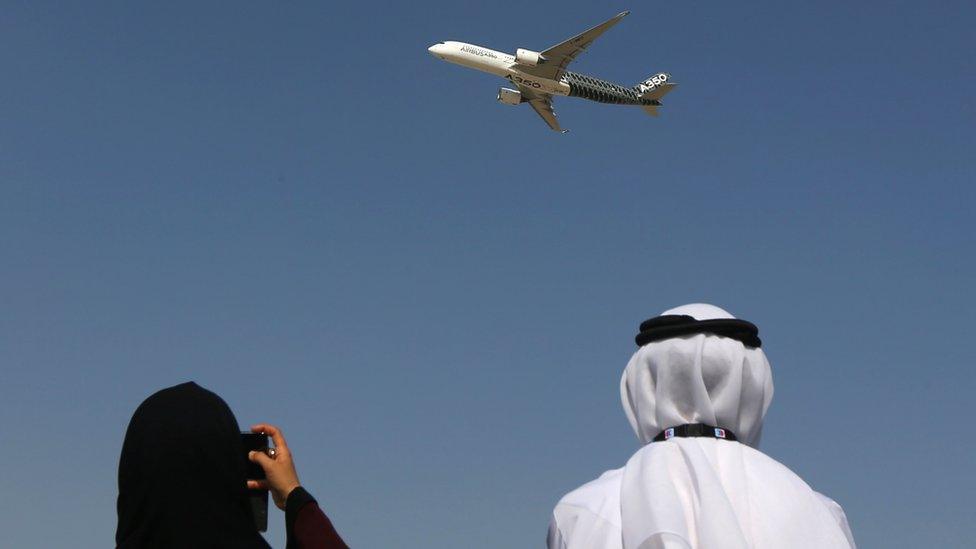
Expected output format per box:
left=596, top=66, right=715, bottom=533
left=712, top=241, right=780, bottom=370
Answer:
left=554, top=467, right=624, bottom=526
left=558, top=467, right=623, bottom=504
left=550, top=467, right=626, bottom=549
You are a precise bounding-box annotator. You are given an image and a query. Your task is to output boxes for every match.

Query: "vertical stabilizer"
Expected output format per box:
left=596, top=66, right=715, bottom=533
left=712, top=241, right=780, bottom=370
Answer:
left=635, top=72, right=677, bottom=101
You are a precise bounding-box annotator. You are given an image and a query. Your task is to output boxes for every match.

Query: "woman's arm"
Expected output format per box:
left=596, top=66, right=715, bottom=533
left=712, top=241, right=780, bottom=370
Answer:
left=285, top=486, right=349, bottom=549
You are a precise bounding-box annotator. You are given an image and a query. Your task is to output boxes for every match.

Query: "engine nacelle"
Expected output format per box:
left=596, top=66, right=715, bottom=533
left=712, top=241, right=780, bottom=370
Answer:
left=496, top=87, right=523, bottom=106
left=515, top=48, right=546, bottom=67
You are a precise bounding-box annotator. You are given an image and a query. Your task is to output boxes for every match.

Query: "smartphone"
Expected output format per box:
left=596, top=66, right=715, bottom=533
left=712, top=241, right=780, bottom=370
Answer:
left=241, top=432, right=270, bottom=532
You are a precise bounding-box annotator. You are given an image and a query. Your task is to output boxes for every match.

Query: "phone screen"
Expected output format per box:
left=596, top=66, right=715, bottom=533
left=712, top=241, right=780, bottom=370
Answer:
left=241, top=432, right=269, bottom=532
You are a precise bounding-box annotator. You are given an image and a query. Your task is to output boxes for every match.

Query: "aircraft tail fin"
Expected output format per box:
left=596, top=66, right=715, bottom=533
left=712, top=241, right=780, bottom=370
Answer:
left=634, top=72, right=677, bottom=101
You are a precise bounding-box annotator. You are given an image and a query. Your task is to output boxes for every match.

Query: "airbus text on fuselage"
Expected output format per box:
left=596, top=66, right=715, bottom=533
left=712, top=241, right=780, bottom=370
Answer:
left=427, top=11, right=676, bottom=132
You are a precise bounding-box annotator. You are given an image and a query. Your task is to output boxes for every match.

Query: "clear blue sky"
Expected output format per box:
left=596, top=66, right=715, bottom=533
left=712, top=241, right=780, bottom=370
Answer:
left=2, top=1, right=974, bottom=547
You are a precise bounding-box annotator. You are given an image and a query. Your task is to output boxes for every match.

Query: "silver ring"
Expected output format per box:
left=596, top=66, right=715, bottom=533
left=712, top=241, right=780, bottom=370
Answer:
left=265, top=447, right=278, bottom=459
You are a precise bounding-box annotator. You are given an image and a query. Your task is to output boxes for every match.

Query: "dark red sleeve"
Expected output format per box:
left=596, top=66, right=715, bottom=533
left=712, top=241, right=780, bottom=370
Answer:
left=285, top=487, right=349, bottom=549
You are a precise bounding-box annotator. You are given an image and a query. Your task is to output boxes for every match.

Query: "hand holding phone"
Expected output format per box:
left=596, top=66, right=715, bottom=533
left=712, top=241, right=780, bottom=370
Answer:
left=247, top=423, right=302, bottom=511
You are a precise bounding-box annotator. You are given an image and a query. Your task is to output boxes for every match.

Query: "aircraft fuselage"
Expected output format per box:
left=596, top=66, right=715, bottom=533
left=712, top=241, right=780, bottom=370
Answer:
left=429, top=41, right=570, bottom=96
left=428, top=41, right=656, bottom=106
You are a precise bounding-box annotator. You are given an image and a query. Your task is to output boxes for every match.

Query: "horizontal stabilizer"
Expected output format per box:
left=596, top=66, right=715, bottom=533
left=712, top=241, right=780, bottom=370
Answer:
left=642, top=104, right=659, bottom=117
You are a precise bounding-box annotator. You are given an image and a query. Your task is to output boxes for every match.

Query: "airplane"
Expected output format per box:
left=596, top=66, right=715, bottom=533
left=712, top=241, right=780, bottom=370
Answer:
left=427, top=11, right=676, bottom=133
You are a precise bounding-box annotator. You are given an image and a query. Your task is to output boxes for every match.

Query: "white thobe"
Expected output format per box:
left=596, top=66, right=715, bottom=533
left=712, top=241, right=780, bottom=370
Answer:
left=548, top=440, right=855, bottom=549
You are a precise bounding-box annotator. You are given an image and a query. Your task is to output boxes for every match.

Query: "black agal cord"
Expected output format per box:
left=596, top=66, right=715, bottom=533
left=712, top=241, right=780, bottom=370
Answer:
left=635, top=315, right=761, bottom=348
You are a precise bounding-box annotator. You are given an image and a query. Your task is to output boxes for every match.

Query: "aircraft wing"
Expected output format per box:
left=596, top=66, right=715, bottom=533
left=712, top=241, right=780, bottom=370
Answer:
left=517, top=86, right=566, bottom=133
left=528, top=97, right=566, bottom=133
left=526, top=11, right=629, bottom=81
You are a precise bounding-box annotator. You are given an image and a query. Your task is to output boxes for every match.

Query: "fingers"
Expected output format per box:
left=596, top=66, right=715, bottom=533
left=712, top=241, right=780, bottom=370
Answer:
left=249, top=449, right=274, bottom=468
left=246, top=479, right=270, bottom=491
left=250, top=423, right=288, bottom=455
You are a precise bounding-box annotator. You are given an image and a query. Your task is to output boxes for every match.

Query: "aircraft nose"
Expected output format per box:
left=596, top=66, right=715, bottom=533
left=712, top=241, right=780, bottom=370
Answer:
left=428, top=43, right=446, bottom=58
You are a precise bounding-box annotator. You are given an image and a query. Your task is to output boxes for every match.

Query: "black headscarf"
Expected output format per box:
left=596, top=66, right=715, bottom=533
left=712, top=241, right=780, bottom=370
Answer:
left=116, top=382, right=271, bottom=548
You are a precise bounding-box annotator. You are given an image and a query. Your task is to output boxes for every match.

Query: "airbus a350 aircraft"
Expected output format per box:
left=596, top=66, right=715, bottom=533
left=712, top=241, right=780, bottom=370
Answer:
left=428, top=11, right=675, bottom=132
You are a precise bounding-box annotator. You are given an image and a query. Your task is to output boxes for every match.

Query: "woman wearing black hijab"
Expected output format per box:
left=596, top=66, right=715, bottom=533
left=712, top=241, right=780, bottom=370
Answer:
left=116, top=382, right=348, bottom=548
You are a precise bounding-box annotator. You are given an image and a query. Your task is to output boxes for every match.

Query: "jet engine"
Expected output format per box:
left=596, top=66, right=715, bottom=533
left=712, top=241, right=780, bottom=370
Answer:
left=497, top=87, right=523, bottom=105
left=515, top=48, right=546, bottom=66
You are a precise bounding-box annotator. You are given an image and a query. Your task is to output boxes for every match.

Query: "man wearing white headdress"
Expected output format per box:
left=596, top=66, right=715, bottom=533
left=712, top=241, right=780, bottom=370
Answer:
left=547, top=304, right=855, bottom=549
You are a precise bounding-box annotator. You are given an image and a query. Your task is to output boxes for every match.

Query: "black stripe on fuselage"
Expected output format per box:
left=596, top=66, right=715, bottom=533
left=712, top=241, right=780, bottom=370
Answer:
left=563, top=71, right=658, bottom=106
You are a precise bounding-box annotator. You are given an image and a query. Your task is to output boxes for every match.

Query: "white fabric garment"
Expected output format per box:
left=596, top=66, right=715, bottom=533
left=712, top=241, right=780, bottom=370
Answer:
left=547, top=304, right=855, bottom=549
